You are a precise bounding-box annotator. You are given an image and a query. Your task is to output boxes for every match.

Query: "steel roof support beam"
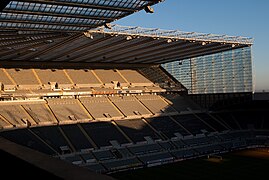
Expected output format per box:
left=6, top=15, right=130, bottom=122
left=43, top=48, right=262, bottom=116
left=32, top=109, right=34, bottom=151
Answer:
left=99, top=39, right=168, bottom=62
left=140, top=0, right=163, bottom=2
left=171, top=45, right=247, bottom=61
left=3, top=9, right=114, bottom=21
left=88, top=38, right=154, bottom=62
left=141, top=44, right=226, bottom=63
left=15, top=0, right=135, bottom=12
left=127, top=43, right=200, bottom=63
left=149, top=45, right=235, bottom=64
left=0, top=19, right=99, bottom=28
left=59, top=36, right=118, bottom=63
left=87, top=38, right=164, bottom=63
left=44, top=36, right=113, bottom=62
left=105, top=40, right=190, bottom=63
left=0, top=35, right=69, bottom=57
left=24, top=33, right=82, bottom=61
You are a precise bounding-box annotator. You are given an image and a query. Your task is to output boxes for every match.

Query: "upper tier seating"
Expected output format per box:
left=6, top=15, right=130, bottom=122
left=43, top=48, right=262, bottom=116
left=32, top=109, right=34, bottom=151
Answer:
left=117, top=69, right=153, bottom=87
left=172, top=114, right=214, bottom=135
left=0, top=116, right=13, bottom=129
left=0, top=103, right=37, bottom=127
left=115, top=119, right=160, bottom=143
left=162, top=94, right=201, bottom=111
left=22, top=101, right=58, bottom=125
left=34, top=69, right=72, bottom=89
left=136, top=94, right=177, bottom=115
left=65, top=69, right=102, bottom=88
left=81, top=122, right=129, bottom=147
left=5, top=69, right=41, bottom=89
left=31, top=126, right=72, bottom=154
left=47, top=98, right=92, bottom=123
left=1, top=128, right=56, bottom=155
left=61, top=124, right=94, bottom=151
left=93, top=69, right=128, bottom=88
left=145, top=116, right=190, bottom=138
left=0, top=68, right=15, bottom=90
left=79, top=97, right=124, bottom=120
left=139, top=66, right=184, bottom=89
left=109, top=95, right=152, bottom=118
left=195, top=113, right=227, bottom=132
left=0, top=67, right=164, bottom=92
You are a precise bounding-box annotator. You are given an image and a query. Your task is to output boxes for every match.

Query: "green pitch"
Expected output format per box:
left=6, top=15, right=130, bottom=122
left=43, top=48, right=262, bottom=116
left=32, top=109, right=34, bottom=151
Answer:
left=111, top=149, right=269, bottom=180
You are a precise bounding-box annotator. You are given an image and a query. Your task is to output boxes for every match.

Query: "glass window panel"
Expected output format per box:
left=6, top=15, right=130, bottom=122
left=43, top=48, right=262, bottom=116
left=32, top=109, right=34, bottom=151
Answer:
left=163, top=47, right=252, bottom=94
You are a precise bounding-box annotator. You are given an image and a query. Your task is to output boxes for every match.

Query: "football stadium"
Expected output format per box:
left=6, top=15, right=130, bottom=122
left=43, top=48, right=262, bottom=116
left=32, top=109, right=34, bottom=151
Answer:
left=0, top=0, right=268, bottom=179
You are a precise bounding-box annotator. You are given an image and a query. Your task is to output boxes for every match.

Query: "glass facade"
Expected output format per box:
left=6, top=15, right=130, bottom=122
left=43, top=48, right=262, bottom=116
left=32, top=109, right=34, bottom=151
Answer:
left=162, top=47, right=253, bottom=94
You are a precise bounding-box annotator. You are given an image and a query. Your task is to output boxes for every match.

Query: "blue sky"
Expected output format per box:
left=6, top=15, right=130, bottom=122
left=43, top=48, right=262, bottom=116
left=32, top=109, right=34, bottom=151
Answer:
left=117, top=0, right=269, bottom=91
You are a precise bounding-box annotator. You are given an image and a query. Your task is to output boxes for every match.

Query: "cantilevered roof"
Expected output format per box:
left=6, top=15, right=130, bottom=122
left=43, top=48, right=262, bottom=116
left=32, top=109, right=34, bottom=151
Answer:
left=0, top=25, right=253, bottom=65
left=0, top=0, right=162, bottom=32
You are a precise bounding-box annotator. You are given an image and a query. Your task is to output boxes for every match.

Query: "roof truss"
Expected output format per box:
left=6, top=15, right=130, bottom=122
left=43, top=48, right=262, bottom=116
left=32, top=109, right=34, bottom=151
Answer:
left=0, top=25, right=253, bottom=65
left=0, top=0, right=162, bottom=32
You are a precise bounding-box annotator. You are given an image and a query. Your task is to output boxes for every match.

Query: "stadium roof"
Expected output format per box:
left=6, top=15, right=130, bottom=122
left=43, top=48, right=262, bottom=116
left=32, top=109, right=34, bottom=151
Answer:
left=0, top=24, right=253, bottom=65
left=0, top=0, right=162, bottom=32
left=0, top=1, right=253, bottom=65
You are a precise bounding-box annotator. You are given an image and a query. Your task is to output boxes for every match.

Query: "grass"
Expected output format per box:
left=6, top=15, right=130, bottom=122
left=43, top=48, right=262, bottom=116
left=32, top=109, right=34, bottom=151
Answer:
left=110, top=149, right=269, bottom=180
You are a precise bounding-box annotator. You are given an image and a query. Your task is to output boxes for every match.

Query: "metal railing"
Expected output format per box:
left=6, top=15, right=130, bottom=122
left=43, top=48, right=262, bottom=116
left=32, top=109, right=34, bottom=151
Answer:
left=89, top=24, right=254, bottom=45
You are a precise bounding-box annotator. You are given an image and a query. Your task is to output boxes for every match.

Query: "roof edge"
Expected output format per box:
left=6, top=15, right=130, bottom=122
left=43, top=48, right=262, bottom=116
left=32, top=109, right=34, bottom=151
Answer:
left=88, top=24, right=254, bottom=45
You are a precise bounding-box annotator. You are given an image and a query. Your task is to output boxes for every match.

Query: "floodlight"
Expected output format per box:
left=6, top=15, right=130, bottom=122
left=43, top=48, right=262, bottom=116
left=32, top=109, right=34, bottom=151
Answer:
left=84, top=31, right=93, bottom=39
left=104, top=23, right=112, bottom=29
left=126, top=36, right=133, bottom=40
left=167, top=39, right=172, bottom=43
left=144, top=6, right=154, bottom=13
